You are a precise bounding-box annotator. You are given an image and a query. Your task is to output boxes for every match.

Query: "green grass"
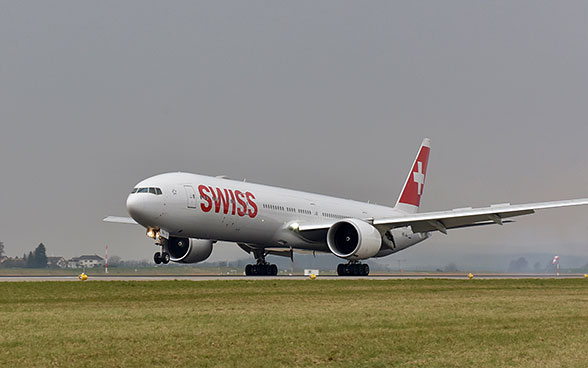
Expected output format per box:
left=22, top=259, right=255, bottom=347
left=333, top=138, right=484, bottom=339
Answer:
left=1, top=279, right=588, bottom=367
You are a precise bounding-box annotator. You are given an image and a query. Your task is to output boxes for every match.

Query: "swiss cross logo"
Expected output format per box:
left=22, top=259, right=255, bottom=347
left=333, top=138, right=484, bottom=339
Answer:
left=398, top=145, right=430, bottom=207
left=413, top=161, right=425, bottom=195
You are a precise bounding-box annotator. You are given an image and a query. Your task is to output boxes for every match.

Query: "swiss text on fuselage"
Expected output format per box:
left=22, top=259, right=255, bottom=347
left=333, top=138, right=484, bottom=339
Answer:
left=198, top=185, right=258, bottom=218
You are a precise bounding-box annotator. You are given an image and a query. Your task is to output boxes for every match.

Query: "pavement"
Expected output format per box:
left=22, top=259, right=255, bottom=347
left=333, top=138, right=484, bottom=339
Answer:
left=0, top=274, right=586, bottom=281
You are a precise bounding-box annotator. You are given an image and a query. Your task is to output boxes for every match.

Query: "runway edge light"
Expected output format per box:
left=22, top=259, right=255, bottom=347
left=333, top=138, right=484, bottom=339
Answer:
left=467, top=273, right=474, bottom=279
left=78, top=273, right=88, bottom=281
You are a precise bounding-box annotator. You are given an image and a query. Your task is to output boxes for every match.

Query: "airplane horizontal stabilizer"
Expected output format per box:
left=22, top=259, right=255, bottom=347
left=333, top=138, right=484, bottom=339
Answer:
left=103, top=216, right=138, bottom=225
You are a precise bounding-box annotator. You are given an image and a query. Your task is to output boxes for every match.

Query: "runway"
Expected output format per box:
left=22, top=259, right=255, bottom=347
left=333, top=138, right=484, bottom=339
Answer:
left=0, top=274, right=586, bottom=281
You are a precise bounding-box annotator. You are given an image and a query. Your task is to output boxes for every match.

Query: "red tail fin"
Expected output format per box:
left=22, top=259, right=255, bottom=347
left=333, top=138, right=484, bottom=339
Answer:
left=395, top=138, right=431, bottom=213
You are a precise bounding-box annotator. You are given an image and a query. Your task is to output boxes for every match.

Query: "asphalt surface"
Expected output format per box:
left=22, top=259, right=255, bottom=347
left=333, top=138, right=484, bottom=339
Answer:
left=1, top=274, right=587, bottom=281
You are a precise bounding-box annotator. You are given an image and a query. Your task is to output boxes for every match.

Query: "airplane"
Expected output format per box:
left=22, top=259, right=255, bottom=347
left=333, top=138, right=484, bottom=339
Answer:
left=104, top=138, right=588, bottom=276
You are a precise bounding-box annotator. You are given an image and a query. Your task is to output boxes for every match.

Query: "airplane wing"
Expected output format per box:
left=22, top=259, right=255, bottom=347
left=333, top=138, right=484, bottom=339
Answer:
left=298, top=198, right=588, bottom=234
left=103, top=216, right=138, bottom=225
left=371, top=198, right=588, bottom=234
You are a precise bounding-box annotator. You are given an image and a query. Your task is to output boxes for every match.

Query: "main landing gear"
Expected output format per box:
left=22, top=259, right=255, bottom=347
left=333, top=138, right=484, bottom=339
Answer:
left=245, top=263, right=278, bottom=276
left=245, top=250, right=278, bottom=276
left=337, top=262, right=370, bottom=276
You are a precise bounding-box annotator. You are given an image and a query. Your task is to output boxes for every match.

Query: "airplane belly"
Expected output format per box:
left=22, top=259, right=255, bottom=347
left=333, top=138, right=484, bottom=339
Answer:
left=158, top=206, right=277, bottom=244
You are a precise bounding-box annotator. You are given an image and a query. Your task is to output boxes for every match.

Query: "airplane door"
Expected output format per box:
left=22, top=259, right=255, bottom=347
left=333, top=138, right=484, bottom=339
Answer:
left=184, top=185, right=197, bottom=208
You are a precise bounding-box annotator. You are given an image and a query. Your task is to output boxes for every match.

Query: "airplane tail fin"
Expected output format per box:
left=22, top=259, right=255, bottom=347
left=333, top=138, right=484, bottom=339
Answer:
left=394, top=138, right=431, bottom=214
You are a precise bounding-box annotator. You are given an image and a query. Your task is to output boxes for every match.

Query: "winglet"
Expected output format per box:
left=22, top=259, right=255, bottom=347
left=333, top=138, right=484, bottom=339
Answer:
left=395, top=138, right=431, bottom=214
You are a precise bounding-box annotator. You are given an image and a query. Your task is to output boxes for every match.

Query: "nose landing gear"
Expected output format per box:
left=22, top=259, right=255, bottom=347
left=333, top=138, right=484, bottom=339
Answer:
left=153, top=251, right=170, bottom=265
left=337, top=261, right=369, bottom=276
left=152, top=232, right=170, bottom=265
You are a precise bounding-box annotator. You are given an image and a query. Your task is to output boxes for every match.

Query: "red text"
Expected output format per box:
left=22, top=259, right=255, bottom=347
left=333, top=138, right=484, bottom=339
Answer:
left=198, top=185, right=258, bottom=218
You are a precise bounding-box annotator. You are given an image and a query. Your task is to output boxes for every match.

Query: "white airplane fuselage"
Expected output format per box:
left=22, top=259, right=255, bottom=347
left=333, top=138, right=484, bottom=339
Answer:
left=108, top=138, right=588, bottom=275
left=127, top=172, right=427, bottom=256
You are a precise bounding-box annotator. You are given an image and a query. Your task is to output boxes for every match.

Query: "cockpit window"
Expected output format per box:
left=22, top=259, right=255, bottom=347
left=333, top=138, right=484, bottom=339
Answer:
left=133, top=187, right=163, bottom=195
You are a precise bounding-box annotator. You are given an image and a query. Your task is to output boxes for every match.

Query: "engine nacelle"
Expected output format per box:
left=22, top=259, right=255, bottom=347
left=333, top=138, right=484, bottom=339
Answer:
left=326, top=219, right=382, bottom=260
left=167, top=237, right=213, bottom=264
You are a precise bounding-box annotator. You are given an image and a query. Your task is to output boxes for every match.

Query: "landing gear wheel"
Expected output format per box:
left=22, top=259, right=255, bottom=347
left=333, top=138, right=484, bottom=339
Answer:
left=161, top=252, right=170, bottom=264
left=362, top=264, right=370, bottom=276
left=244, top=263, right=278, bottom=276
left=154, top=252, right=162, bottom=265
left=246, top=250, right=279, bottom=276
left=346, top=264, right=353, bottom=276
left=337, top=263, right=369, bottom=276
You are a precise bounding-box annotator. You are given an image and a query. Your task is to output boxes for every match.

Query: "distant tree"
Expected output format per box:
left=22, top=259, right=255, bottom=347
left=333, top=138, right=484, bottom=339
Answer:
left=0, top=241, right=5, bottom=257
left=26, top=251, right=34, bottom=268
left=507, top=257, right=529, bottom=273
left=109, top=255, right=122, bottom=267
left=33, top=243, right=48, bottom=268
left=533, top=261, right=543, bottom=272
left=444, top=263, right=459, bottom=272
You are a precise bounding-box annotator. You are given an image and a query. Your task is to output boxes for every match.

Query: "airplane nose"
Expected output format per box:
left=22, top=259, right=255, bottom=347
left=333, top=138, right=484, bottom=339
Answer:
left=126, top=194, right=144, bottom=222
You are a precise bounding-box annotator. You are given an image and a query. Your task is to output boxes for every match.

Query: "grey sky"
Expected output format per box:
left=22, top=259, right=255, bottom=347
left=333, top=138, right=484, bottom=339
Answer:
left=1, top=1, right=587, bottom=265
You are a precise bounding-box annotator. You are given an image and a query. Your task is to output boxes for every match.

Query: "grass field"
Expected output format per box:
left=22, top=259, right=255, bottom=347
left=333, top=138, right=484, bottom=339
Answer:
left=1, top=279, right=588, bottom=367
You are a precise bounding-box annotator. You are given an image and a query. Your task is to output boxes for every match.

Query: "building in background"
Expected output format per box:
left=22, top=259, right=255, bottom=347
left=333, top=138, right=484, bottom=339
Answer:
left=67, top=255, right=104, bottom=269
left=47, top=256, right=67, bottom=269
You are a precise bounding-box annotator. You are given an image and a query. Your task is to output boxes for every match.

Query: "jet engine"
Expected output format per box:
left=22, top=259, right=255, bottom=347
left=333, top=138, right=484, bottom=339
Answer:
left=326, top=219, right=382, bottom=260
left=167, top=237, right=213, bottom=263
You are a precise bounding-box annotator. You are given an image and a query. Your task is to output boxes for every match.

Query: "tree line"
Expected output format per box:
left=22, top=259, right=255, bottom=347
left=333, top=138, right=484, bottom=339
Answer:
left=0, top=242, right=48, bottom=268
